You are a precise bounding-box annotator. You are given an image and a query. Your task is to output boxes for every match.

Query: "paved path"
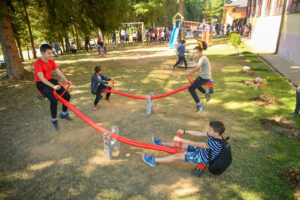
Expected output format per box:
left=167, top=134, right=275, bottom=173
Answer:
left=244, top=39, right=300, bottom=86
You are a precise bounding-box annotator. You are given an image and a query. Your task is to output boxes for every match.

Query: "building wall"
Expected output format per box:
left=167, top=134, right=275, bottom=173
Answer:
left=249, top=16, right=281, bottom=52
left=225, top=7, right=247, bottom=25
left=278, top=13, right=300, bottom=65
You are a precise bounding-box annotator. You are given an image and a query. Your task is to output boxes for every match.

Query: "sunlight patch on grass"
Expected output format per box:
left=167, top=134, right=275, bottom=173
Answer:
left=3, top=171, right=35, bottom=181
left=68, top=185, right=85, bottom=197
left=0, top=106, right=7, bottom=111
left=82, top=150, right=123, bottom=177
left=0, top=188, right=18, bottom=199
left=28, top=160, right=55, bottom=171
left=224, top=101, right=255, bottom=111
left=150, top=178, right=199, bottom=197
left=95, top=189, right=123, bottom=200
left=58, top=157, right=74, bottom=165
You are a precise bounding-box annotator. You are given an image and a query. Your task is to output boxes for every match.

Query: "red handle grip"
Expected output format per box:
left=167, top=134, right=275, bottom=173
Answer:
left=53, top=82, right=71, bottom=97
left=174, top=131, right=182, bottom=153
left=187, top=74, right=194, bottom=84
left=106, top=79, right=115, bottom=90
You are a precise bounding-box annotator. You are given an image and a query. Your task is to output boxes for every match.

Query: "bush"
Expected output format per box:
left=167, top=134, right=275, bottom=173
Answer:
left=230, top=33, right=241, bottom=46
left=266, top=76, right=288, bottom=82
left=226, top=30, right=231, bottom=38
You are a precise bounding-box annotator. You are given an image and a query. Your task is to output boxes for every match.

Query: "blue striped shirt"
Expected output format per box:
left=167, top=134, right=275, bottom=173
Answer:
left=199, top=136, right=223, bottom=163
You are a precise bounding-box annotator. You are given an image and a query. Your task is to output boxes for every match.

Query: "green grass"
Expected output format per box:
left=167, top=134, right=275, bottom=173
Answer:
left=0, top=40, right=299, bottom=200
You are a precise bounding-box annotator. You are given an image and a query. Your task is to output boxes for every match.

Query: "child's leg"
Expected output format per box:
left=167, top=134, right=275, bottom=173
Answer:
left=105, top=86, right=111, bottom=99
left=94, top=87, right=102, bottom=106
left=155, top=153, right=185, bottom=163
left=161, top=141, right=188, bottom=150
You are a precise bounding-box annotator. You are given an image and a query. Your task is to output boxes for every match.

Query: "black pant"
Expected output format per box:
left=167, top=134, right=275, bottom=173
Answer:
left=188, top=77, right=210, bottom=104
left=94, top=85, right=111, bottom=106
left=174, top=56, right=187, bottom=69
left=294, top=89, right=300, bottom=114
left=36, top=79, right=71, bottom=118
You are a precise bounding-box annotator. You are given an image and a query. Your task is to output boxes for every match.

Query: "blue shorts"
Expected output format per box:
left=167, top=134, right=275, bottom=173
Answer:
left=185, top=145, right=206, bottom=164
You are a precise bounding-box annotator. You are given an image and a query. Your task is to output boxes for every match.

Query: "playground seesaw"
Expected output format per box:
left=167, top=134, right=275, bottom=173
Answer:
left=53, top=82, right=181, bottom=154
left=100, top=75, right=213, bottom=114
left=53, top=80, right=210, bottom=176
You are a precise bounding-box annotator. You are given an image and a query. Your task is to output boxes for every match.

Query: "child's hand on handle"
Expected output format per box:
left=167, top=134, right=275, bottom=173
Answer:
left=178, top=129, right=185, bottom=135
left=66, top=81, right=72, bottom=86
left=186, top=70, right=190, bottom=75
left=174, top=136, right=182, bottom=142
left=53, top=85, right=61, bottom=90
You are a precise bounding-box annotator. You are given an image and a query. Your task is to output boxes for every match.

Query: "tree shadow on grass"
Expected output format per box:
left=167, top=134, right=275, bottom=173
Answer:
left=0, top=48, right=299, bottom=199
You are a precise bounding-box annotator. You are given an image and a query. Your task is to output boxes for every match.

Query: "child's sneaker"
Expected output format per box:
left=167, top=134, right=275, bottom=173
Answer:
left=105, top=98, right=112, bottom=102
left=196, top=103, right=205, bottom=113
left=52, top=120, right=59, bottom=131
left=93, top=106, right=98, bottom=111
left=59, top=113, right=73, bottom=121
left=142, top=154, right=157, bottom=167
left=152, top=136, right=162, bottom=146
left=205, top=93, right=211, bottom=102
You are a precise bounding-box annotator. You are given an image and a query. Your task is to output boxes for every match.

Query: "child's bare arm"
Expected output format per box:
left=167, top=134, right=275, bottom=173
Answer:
left=174, top=136, right=208, bottom=148
left=178, top=129, right=207, bottom=137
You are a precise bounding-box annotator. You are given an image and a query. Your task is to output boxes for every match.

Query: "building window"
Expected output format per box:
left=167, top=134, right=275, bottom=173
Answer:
left=274, top=0, right=285, bottom=15
left=256, top=0, right=263, bottom=16
left=265, top=0, right=273, bottom=16
left=287, top=0, right=300, bottom=13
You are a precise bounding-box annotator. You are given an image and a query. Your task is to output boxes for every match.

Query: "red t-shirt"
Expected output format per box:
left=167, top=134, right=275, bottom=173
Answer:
left=34, top=58, right=58, bottom=82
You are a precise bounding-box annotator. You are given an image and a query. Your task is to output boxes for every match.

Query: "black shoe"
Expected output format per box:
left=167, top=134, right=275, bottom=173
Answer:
left=289, top=113, right=298, bottom=119
left=205, top=93, right=211, bottom=102
left=59, top=113, right=73, bottom=121
left=52, top=120, right=59, bottom=131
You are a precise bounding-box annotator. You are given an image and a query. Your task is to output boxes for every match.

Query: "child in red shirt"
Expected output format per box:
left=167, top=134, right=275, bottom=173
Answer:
left=34, top=44, right=72, bottom=131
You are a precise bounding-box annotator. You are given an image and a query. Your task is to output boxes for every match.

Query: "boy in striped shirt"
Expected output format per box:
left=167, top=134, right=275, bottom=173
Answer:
left=142, top=121, right=225, bottom=167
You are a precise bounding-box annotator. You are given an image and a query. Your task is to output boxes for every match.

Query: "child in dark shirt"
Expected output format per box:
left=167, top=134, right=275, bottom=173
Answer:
left=91, top=66, right=113, bottom=110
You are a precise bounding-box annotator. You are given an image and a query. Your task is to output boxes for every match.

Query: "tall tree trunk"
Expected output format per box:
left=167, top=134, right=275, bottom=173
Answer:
left=60, top=38, right=65, bottom=52
left=27, top=45, right=31, bottom=60
left=64, top=36, right=70, bottom=52
left=0, top=1, right=25, bottom=79
left=74, top=24, right=80, bottom=49
left=178, top=0, right=184, bottom=40
left=22, top=0, right=37, bottom=59
left=15, top=35, right=24, bottom=62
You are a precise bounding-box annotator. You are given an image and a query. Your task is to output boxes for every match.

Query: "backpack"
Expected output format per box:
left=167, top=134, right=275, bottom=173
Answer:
left=208, top=137, right=232, bottom=175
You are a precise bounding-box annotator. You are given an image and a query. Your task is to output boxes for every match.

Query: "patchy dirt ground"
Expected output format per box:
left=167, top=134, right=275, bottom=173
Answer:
left=260, top=115, right=300, bottom=141
left=240, top=80, right=271, bottom=88
left=251, top=94, right=283, bottom=107
left=0, top=41, right=299, bottom=200
left=280, top=168, right=300, bottom=199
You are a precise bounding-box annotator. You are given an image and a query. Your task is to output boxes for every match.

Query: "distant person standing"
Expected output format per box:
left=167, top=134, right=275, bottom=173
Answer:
left=85, top=36, right=91, bottom=52
left=173, top=40, right=187, bottom=69
left=290, top=84, right=300, bottom=118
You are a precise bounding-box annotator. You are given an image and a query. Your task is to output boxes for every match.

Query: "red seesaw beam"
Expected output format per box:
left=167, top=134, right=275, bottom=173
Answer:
left=103, top=84, right=191, bottom=100
left=53, top=82, right=179, bottom=154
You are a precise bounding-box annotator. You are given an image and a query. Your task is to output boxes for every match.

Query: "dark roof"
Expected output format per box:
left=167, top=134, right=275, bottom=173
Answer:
left=225, top=0, right=248, bottom=7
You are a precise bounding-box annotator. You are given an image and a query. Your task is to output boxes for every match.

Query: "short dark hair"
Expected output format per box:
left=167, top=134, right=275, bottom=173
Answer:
left=181, top=40, right=186, bottom=44
left=40, top=44, right=52, bottom=53
left=94, top=66, right=102, bottom=73
left=209, top=121, right=225, bottom=135
left=194, top=46, right=203, bottom=52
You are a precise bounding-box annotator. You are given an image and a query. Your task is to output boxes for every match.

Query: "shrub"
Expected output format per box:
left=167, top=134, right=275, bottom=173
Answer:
left=230, top=33, right=241, bottom=46
left=266, top=76, right=288, bottom=82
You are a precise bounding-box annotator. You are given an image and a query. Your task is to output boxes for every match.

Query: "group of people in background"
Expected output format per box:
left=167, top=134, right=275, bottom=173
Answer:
left=145, top=26, right=171, bottom=43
